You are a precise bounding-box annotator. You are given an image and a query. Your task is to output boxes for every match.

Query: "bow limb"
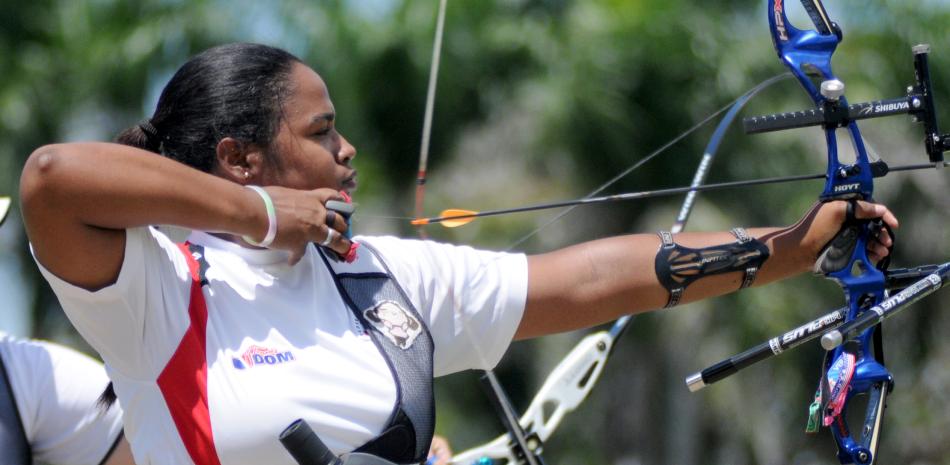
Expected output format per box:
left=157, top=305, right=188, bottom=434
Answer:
left=770, top=1, right=889, bottom=463
left=451, top=332, right=614, bottom=465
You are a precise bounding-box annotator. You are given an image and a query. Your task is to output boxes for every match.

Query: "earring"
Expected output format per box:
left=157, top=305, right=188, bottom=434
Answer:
left=244, top=171, right=250, bottom=179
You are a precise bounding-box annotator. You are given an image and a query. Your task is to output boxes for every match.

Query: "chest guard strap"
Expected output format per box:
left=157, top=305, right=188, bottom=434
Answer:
left=0, top=352, right=33, bottom=465
left=320, top=242, right=435, bottom=465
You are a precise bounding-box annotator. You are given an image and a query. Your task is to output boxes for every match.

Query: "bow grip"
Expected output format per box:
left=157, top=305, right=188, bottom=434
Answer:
left=814, top=204, right=887, bottom=279
left=816, top=211, right=889, bottom=465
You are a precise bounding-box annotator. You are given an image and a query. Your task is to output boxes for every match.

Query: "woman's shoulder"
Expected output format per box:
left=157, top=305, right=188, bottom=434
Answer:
left=356, top=234, right=491, bottom=255
left=356, top=234, right=523, bottom=260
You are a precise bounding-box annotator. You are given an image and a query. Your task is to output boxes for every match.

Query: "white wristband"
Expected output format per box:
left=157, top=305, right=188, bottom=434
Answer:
left=242, top=185, right=277, bottom=247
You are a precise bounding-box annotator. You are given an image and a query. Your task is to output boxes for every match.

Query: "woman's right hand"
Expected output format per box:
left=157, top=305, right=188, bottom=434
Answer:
left=248, top=186, right=353, bottom=265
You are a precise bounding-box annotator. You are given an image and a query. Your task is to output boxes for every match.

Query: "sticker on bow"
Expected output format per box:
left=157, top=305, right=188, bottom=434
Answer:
left=822, top=350, right=856, bottom=426
left=363, top=300, right=422, bottom=350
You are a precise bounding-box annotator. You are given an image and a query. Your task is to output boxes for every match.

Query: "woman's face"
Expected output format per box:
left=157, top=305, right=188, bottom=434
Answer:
left=262, top=62, right=357, bottom=194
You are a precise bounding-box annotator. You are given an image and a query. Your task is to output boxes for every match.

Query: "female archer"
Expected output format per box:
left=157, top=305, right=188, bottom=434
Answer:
left=19, top=42, right=896, bottom=465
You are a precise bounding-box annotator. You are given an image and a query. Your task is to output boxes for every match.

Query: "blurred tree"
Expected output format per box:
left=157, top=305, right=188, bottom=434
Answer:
left=0, top=1, right=948, bottom=464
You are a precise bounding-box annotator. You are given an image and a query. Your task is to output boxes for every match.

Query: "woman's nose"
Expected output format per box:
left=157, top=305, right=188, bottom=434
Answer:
left=337, top=133, right=356, bottom=164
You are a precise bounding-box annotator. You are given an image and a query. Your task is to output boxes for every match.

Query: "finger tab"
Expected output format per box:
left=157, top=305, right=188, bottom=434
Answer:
left=344, top=242, right=360, bottom=263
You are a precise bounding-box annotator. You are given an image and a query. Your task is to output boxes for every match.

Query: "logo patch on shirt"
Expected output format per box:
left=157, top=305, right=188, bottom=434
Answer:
left=363, top=301, right=422, bottom=350
left=232, top=345, right=296, bottom=369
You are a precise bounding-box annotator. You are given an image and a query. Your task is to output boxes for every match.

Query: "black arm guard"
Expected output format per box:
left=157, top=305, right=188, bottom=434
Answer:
left=655, top=228, right=770, bottom=308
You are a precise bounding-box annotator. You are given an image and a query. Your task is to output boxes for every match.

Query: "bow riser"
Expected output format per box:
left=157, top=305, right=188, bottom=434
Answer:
left=829, top=380, right=889, bottom=464
left=771, top=0, right=877, bottom=201
left=769, top=1, right=888, bottom=463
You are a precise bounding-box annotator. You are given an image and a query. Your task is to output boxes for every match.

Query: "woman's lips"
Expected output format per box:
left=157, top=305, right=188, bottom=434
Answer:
left=342, top=173, right=357, bottom=193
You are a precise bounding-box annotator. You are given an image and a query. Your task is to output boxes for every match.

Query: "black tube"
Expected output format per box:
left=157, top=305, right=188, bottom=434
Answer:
left=686, top=307, right=846, bottom=392
left=280, top=419, right=342, bottom=465
left=884, top=265, right=942, bottom=289
left=743, top=97, right=916, bottom=134
left=821, top=262, right=950, bottom=350
left=686, top=262, right=950, bottom=392
left=912, top=45, right=946, bottom=163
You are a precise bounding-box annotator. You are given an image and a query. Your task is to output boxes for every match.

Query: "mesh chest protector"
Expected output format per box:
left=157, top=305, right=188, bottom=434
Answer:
left=0, top=354, right=32, bottom=465
left=318, top=242, right=435, bottom=464
left=184, top=242, right=434, bottom=465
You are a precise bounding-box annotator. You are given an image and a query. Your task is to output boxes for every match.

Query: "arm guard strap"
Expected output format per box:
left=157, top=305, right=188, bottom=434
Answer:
left=655, top=227, right=770, bottom=308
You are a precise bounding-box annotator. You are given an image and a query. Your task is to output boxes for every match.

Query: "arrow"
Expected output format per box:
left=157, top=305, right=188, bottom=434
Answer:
left=411, top=172, right=828, bottom=227
left=410, top=161, right=947, bottom=227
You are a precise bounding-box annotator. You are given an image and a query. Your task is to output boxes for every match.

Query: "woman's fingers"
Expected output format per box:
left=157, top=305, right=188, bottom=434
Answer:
left=311, top=189, right=353, bottom=258
left=801, top=200, right=900, bottom=267
left=867, top=241, right=889, bottom=261
left=846, top=200, right=898, bottom=263
left=318, top=225, right=353, bottom=258
left=851, top=201, right=898, bottom=263
left=853, top=200, right=899, bottom=229
left=261, top=187, right=356, bottom=262
left=324, top=208, right=349, bottom=234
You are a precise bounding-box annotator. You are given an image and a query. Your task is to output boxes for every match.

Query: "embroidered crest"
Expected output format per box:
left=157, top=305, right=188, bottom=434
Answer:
left=363, top=300, right=422, bottom=350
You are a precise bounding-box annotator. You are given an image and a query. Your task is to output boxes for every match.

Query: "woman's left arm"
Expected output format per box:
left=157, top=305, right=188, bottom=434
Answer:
left=516, top=200, right=897, bottom=339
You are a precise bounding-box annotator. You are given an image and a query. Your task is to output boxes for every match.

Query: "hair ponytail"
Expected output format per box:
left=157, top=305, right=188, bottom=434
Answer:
left=114, top=120, right=162, bottom=153
left=97, top=381, right=117, bottom=411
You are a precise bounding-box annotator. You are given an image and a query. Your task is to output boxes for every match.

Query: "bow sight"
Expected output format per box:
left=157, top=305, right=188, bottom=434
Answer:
left=743, top=44, right=949, bottom=165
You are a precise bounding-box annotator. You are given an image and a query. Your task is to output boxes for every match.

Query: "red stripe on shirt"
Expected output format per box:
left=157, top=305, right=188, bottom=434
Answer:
left=156, top=244, right=222, bottom=465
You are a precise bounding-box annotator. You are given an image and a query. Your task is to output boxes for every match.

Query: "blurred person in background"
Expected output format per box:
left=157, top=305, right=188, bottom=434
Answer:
left=0, top=196, right=132, bottom=465
left=0, top=333, right=135, bottom=465
left=1, top=195, right=135, bottom=465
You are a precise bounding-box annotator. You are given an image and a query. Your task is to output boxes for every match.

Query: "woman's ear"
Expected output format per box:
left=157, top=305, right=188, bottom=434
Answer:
left=214, top=137, right=264, bottom=184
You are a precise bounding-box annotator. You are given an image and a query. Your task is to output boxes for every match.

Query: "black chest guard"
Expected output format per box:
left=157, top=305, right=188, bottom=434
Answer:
left=318, top=242, right=435, bottom=464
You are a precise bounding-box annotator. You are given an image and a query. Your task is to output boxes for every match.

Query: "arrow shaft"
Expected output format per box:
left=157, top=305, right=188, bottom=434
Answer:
left=423, top=173, right=826, bottom=224
left=418, top=161, right=948, bottom=225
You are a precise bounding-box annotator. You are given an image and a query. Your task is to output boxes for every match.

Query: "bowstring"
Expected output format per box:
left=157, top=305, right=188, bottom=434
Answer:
left=405, top=3, right=799, bottom=459
left=446, top=73, right=795, bottom=462
left=504, top=73, right=791, bottom=252
left=413, top=0, right=449, bottom=239
left=407, top=4, right=545, bottom=462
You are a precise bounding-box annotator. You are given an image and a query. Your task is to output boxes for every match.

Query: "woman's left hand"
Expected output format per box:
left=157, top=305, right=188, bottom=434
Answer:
left=796, top=200, right=899, bottom=267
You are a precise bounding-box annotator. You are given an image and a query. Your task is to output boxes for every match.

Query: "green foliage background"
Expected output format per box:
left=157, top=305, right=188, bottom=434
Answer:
left=1, top=1, right=948, bottom=464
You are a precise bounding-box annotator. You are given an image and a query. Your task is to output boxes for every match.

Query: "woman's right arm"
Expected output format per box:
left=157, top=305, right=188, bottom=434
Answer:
left=20, top=142, right=346, bottom=291
left=20, top=142, right=264, bottom=290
